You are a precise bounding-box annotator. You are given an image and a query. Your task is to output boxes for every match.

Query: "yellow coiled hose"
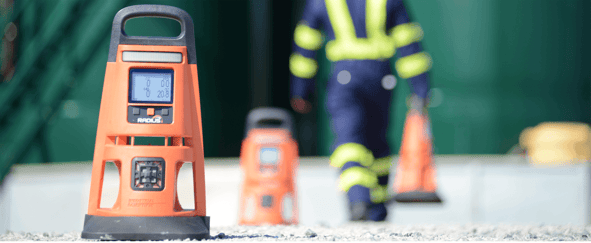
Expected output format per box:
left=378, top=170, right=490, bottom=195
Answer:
left=520, top=122, right=590, bottom=165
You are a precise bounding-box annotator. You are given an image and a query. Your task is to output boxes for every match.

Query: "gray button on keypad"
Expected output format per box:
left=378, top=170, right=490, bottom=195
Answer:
left=133, top=107, right=140, bottom=115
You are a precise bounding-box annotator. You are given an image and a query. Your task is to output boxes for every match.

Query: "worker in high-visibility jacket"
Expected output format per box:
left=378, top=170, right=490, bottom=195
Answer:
left=290, top=0, right=439, bottom=221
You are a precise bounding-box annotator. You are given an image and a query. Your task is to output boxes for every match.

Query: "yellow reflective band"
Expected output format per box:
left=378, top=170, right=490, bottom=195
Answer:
left=392, top=22, right=424, bottom=48
left=366, top=0, right=396, bottom=59
left=325, top=0, right=357, bottom=42
left=369, top=156, right=392, bottom=176
left=325, top=0, right=396, bottom=61
left=289, top=53, right=318, bottom=79
left=330, top=143, right=375, bottom=168
left=339, top=167, right=378, bottom=192
left=294, top=24, right=323, bottom=51
left=365, top=0, right=387, bottom=40
left=370, top=185, right=390, bottom=203
left=395, top=52, right=432, bottom=79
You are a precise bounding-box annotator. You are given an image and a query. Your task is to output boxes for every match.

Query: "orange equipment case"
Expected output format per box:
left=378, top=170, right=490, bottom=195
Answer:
left=81, top=5, right=209, bottom=240
left=239, top=107, right=299, bottom=225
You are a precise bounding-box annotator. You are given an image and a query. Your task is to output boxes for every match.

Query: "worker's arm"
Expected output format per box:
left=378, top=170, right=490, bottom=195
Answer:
left=290, top=0, right=325, bottom=114
left=389, top=0, right=431, bottom=100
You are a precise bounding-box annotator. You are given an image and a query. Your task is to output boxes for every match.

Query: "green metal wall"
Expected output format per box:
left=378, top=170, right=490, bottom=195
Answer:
left=1, top=0, right=590, bottom=174
left=6, top=0, right=251, bottom=167
left=315, top=0, right=591, bottom=155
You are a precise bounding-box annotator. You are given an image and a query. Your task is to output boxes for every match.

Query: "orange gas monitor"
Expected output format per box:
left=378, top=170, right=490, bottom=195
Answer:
left=239, top=108, right=299, bottom=225
left=81, top=5, right=209, bottom=240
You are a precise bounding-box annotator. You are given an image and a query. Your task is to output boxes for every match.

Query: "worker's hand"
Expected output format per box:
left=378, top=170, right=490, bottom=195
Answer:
left=406, top=94, right=430, bottom=114
left=290, top=97, right=312, bottom=114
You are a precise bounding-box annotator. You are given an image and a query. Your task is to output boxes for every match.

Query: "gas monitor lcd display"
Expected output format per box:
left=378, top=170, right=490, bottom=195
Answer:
left=129, top=69, right=174, bottom=103
left=260, top=147, right=279, bottom=165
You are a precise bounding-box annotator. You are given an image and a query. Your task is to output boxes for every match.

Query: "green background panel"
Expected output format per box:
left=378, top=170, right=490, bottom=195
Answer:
left=318, top=0, right=591, bottom=155
left=0, top=0, right=588, bottom=180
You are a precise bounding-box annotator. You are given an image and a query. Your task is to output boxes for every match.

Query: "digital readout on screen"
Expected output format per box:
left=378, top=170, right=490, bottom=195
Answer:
left=129, top=69, right=174, bottom=103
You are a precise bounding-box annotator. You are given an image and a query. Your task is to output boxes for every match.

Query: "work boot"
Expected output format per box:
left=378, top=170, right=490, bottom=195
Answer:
left=347, top=185, right=388, bottom=221
left=330, top=143, right=388, bottom=221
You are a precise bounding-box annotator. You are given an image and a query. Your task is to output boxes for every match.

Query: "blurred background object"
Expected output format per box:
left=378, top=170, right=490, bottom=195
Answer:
left=0, top=0, right=589, bottom=184
left=520, top=122, right=591, bottom=165
left=239, top=107, right=298, bottom=225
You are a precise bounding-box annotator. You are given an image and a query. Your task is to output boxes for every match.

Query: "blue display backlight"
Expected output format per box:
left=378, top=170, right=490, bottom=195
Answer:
left=129, top=69, right=174, bottom=103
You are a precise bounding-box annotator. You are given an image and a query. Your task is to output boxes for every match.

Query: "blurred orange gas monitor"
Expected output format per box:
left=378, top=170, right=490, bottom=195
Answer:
left=81, top=5, right=209, bottom=241
left=239, top=107, right=299, bottom=225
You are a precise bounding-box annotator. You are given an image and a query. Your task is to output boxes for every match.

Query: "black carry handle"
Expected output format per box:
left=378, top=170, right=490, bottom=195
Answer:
left=107, top=5, right=197, bottom=64
left=245, top=107, right=295, bottom=137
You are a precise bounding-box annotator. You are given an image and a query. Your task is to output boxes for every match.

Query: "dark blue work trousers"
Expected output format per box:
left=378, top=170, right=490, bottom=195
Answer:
left=327, top=59, right=394, bottom=160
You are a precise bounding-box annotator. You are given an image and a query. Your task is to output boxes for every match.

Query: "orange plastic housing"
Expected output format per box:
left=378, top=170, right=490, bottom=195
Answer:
left=238, top=128, right=299, bottom=225
left=87, top=44, right=206, bottom=217
left=394, top=111, right=437, bottom=193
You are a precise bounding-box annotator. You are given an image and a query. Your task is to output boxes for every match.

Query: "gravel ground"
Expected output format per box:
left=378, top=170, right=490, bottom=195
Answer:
left=1, top=224, right=591, bottom=241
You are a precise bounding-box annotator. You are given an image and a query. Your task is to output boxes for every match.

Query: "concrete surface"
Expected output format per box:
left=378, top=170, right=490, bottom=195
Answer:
left=0, top=155, right=589, bottom=234
left=2, top=223, right=591, bottom=241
